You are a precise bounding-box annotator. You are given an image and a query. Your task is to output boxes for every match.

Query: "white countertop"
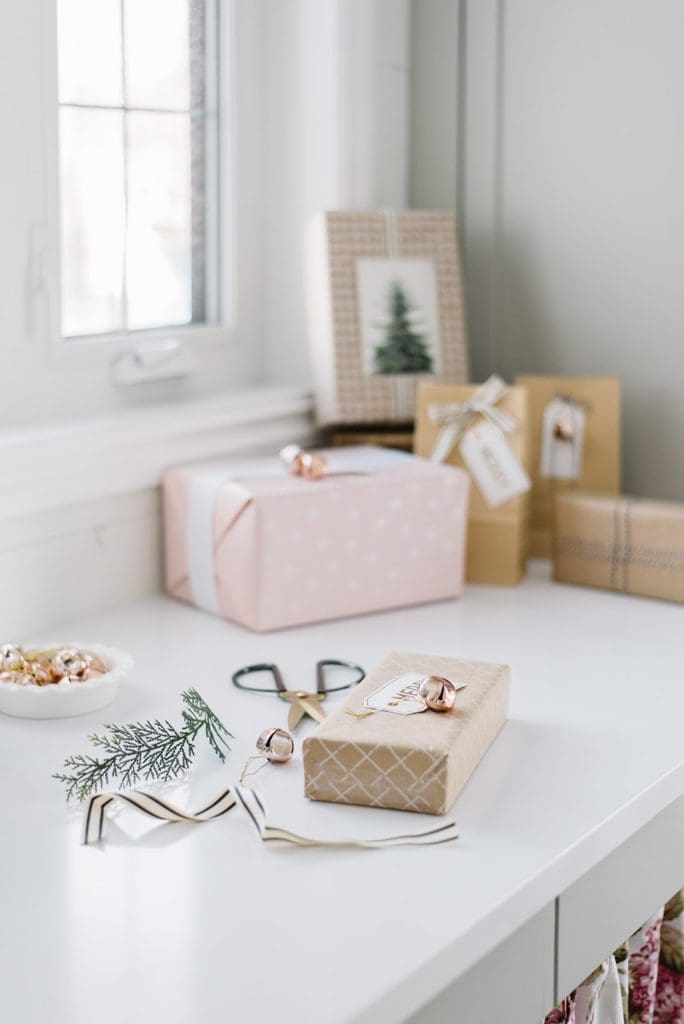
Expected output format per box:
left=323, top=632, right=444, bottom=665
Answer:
left=1, top=564, right=682, bottom=1024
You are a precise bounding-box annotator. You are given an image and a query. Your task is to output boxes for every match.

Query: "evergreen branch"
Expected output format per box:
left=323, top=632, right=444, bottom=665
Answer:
left=180, top=687, right=234, bottom=763
left=53, top=754, right=118, bottom=802
left=53, top=690, right=233, bottom=801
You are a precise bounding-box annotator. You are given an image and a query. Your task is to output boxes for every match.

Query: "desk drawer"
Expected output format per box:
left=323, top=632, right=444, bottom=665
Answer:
left=405, top=903, right=555, bottom=1024
left=557, top=795, right=684, bottom=998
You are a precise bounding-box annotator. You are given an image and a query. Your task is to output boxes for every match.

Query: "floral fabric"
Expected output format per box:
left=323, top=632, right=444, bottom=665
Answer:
left=544, top=891, right=683, bottom=1024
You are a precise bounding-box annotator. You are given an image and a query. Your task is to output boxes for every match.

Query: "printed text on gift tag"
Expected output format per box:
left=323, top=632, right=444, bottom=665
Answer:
left=459, top=420, right=531, bottom=508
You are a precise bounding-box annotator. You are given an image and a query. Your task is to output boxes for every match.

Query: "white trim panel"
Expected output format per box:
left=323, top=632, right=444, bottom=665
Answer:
left=0, top=386, right=314, bottom=520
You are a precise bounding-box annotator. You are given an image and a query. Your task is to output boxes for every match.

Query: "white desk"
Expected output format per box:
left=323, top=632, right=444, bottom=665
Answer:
left=0, top=564, right=682, bottom=1024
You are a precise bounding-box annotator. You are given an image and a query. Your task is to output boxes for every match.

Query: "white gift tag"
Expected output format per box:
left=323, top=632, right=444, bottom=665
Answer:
left=540, top=397, right=586, bottom=480
left=459, top=420, right=531, bottom=508
left=364, top=672, right=466, bottom=715
left=365, top=672, right=427, bottom=715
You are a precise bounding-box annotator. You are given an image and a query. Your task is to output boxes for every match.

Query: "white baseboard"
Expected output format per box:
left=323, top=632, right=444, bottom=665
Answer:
left=0, top=386, right=314, bottom=519
left=1, top=387, right=315, bottom=636
left=1, top=489, right=162, bottom=639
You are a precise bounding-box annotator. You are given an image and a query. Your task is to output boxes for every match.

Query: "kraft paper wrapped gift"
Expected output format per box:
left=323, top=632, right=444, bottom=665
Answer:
left=414, top=380, right=531, bottom=585
left=163, top=447, right=470, bottom=632
left=552, top=493, right=684, bottom=603
left=515, top=375, right=621, bottom=558
left=303, top=650, right=510, bottom=815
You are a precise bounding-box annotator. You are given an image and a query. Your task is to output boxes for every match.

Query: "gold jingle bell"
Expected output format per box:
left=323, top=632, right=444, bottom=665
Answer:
left=418, top=676, right=459, bottom=712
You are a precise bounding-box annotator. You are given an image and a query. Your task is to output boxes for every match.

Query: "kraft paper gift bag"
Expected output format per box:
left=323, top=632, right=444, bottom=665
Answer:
left=414, top=377, right=531, bottom=585
left=515, top=375, right=621, bottom=558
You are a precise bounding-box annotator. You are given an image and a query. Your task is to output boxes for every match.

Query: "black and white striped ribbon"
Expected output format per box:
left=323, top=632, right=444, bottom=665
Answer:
left=81, top=784, right=460, bottom=849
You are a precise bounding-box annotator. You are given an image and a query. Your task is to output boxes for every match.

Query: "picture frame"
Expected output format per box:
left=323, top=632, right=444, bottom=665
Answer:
left=306, top=210, right=469, bottom=426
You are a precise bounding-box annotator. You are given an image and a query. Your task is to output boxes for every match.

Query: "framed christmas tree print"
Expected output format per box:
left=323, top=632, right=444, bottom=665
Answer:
left=356, top=259, right=441, bottom=376
left=306, top=210, right=469, bottom=426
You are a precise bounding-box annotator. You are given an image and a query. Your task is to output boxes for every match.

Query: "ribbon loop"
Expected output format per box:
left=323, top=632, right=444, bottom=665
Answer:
left=81, top=784, right=460, bottom=849
left=428, top=374, right=516, bottom=464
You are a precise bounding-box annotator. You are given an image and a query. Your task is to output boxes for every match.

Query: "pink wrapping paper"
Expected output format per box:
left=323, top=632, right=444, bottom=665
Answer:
left=163, top=446, right=469, bottom=631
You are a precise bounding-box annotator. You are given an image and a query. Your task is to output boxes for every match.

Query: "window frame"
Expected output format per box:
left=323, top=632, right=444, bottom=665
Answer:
left=41, top=0, right=234, bottom=369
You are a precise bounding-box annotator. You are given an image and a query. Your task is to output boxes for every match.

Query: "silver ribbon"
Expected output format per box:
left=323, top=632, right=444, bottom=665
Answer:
left=81, top=784, right=460, bottom=849
left=427, top=374, right=516, bottom=463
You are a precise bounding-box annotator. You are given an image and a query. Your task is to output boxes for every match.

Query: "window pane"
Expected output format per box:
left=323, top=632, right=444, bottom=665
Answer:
left=59, top=108, right=125, bottom=336
left=125, top=112, right=192, bottom=330
left=57, top=0, right=215, bottom=337
left=124, top=0, right=191, bottom=109
left=57, top=0, right=123, bottom=106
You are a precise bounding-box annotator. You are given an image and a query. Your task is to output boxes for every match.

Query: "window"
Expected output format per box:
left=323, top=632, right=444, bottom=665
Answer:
left=56, top=0, right=218, bottom=339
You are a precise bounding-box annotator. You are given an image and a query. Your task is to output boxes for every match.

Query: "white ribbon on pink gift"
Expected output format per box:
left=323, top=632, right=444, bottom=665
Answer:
left=186, top=447, right=413, bottom=616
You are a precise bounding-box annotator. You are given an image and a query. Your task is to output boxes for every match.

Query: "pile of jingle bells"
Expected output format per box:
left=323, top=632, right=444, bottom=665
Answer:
left=0, top=643, right=107, bottom=686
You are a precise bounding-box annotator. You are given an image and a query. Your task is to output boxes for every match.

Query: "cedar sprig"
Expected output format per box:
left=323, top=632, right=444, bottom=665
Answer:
left=53, top=689, right=233, bottom=802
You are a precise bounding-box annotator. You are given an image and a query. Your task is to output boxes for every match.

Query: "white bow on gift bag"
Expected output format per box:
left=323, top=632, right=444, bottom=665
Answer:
left=428, top=375, right=531, bottom=509
left=428, top=375, right=516, bottom=463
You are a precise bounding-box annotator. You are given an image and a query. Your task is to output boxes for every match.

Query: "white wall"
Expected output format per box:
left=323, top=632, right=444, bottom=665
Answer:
left=409, top=0, right=459, bottom=211
left=410, top=0, right=684, bottom=501
left=262, top=0, right=412, bottom=386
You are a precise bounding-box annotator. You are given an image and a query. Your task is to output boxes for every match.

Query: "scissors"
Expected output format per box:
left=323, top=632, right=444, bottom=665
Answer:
left=232, top=659, right=365, bottom=730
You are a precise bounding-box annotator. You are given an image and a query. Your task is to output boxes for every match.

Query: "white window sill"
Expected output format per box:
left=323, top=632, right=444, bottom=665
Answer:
left=0, top=385, right=314, bottom=521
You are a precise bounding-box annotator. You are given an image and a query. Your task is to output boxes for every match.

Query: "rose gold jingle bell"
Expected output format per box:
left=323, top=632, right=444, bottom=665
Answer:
left=29, top=658, right=55, bottom=686
left=256, top=727, right=294, bottom=763
left=0, top=643, right=25, bottom=671
left=553, top=414, right=575, bottom=442
left=418, top=675, right=459, bottom=712
left=279, top=444, right=330, bottom=481
left=52, top=648, right=89, bottom=681
left=0, top=670, right=34, bottom=686
left=297, top=452, right=330, bottom=480
left=85, top=652, right=108, bottom=676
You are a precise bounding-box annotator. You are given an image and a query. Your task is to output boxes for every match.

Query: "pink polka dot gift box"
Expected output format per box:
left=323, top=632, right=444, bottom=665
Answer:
left=163, top=446, right=469, bottom=631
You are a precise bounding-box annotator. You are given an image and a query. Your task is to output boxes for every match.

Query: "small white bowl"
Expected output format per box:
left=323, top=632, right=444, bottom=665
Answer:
left=0, top=643, right=133, bottom=719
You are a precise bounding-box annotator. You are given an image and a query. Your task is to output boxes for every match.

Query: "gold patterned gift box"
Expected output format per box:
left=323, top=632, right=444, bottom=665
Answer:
left=303, top=650, right=510, bottom=815
left=305, top=210, right=469, bottom=427
left=515, top=375, right=622, bottom=558
left=414, top=381, right=531, bottom=585
left=552, top=493, right=684, bottom=603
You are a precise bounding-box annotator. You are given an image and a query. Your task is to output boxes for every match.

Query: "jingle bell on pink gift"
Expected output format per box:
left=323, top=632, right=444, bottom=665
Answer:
left=279, top=444, right=330, bottom=481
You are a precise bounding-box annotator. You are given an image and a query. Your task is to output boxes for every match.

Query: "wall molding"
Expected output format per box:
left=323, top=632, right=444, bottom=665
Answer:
left=460, top=0, right=503, bottom=382
left=408, top=0, right=502, bottom=381
left=0, top=385, right=314, bottom=521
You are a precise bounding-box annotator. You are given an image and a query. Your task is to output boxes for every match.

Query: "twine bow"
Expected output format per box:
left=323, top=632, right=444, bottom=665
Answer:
left=428, top=375, right=516, bottom=463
